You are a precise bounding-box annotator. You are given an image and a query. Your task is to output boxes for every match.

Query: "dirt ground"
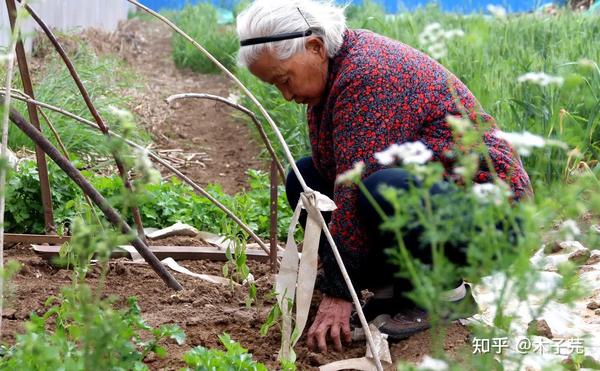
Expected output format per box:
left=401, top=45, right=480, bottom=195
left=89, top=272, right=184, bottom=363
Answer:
left=3, top=19, right=471, bottom=369
left=3, top=244, right=470, bottom=370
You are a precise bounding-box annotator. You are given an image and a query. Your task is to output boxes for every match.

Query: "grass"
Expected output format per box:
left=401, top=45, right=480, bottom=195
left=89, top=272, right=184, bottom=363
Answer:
left=5, top=40, right=150, bottom=159
left=171, top=3, right=239, bottom=74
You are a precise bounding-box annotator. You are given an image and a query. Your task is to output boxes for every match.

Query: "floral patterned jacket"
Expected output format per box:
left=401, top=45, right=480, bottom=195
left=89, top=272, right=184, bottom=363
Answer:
left=307, top=29, right=532, bottom=299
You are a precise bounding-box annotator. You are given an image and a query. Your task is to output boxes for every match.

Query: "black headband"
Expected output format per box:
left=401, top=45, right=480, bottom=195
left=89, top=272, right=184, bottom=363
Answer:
left=240, top=7, right=314, bottom=47
left=240, top=29, right=313, bottom=47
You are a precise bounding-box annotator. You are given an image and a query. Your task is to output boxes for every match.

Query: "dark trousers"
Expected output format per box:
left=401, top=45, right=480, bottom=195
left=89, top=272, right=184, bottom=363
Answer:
left=285, top=157, right=467, bottom=304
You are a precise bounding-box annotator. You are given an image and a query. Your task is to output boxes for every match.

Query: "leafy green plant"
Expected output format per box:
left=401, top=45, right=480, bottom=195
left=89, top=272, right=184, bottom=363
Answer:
left=138, top=169, right=292, bottom=240
left=4, top=160, right=86, bottom=233
left=182, top=333, right=267, bottom=371
left=0, top=286, right=185, bottom=371
left=172, top=3, right=239, bottom=73
left=5, top=159, right=292, bottom=241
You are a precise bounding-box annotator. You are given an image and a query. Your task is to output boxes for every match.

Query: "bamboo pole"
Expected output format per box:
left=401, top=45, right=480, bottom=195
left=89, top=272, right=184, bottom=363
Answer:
left=0, top=0, right=23, bottom=339
left=6, top=0, right=55, bottom=232
left=34, top=104, right=104, bottom=227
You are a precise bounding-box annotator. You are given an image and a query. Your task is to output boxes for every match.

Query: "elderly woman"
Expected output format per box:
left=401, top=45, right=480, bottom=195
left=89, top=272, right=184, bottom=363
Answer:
left=236, top=0, right=531, bottom=353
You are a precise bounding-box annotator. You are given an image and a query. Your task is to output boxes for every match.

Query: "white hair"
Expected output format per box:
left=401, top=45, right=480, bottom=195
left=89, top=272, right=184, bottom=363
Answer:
left=236, top=0, right=347, bottom=67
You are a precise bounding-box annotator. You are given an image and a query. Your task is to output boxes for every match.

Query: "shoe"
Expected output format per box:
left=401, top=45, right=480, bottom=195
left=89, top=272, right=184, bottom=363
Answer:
left=379, top=307, right=431, bottom=341
left=442, top=284, right=478, bottom=321
left=379, top=284, right=478, bottom=341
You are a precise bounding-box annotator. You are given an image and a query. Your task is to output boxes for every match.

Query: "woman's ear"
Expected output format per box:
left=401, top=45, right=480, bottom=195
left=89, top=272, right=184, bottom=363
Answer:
left=306, top=37, right=327, bottom=61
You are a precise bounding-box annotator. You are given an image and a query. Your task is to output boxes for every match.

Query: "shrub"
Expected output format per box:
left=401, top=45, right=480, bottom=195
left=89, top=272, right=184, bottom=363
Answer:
left=182, top=333, right=267, bottom=371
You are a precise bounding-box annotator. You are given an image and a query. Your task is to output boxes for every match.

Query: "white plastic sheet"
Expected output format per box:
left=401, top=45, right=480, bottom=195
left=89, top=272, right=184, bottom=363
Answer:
left=466, top=241, right=600, bottom=369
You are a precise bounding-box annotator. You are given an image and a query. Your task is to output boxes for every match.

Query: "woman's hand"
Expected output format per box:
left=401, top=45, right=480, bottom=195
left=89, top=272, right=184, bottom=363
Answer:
left=307, top=295, right=353, bottom=353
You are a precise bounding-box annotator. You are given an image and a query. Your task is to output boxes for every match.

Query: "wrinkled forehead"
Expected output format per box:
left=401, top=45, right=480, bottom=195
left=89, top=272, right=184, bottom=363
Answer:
left=248, top=51, right=287, bottom=84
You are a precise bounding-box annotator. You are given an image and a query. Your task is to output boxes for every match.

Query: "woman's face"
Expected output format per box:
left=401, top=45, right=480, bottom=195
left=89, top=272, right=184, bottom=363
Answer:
left=248, top=37, right=329, bottom=106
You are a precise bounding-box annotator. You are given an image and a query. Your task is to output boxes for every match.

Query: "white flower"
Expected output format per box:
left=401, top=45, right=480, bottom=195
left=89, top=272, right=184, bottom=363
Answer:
left=374, top=146, right=396, bottom=166
left=417, top=356, right=449, bottom=371
left=108, top=105, right=132, bottom=119
left=517, top=72, right=564, bottom=87
left=427, top=42, right=447, bottom=60
left=374, top=141, right=433, bottom=166
left=495, top=130, right=546, bottom=156
left=418, top=23, right=444, bottom=46
left=443, top=29, right=465, bottom=40
left=335, top=161, right=365, bottom=185
left=472, top=182, right=511, bottom=205
left=496, top=130, right=568, bottom=156
left=108, top=105, right=135, bottom=130
left=487, top=4, right=507, bottom=19
left=419, top=23, right=464, bottom=60
left=559, top=219, right=581, bottom=241
left=134, top=148, right=161, bottom=184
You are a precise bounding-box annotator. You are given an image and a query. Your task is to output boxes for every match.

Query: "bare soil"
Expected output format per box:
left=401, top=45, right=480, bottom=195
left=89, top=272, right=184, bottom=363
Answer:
left=3, top=244, right=470, bottom=370
left=4, top=19, right=471, bottom=369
